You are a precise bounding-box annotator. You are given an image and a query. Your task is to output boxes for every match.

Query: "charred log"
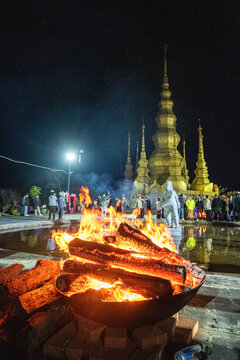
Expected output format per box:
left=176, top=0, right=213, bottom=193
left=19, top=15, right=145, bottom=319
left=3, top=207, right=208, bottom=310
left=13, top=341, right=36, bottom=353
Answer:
left=68, top=240, right=187, bottom=285
left=115, top=222, right=163, bottom=254
left=0, top=259, right=60, bottom=304
left=58, top=262, right=173, bottom=298
left=0, top=263, right=24, bottom=283
left=19, top=279, right=61, bottom=314
left=0, top=264, right=24, bottom=304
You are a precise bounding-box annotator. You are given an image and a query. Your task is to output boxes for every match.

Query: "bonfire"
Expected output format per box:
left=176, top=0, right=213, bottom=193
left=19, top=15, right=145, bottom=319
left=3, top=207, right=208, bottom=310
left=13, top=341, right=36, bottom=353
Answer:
left=52, top=187, right=205, bottom=303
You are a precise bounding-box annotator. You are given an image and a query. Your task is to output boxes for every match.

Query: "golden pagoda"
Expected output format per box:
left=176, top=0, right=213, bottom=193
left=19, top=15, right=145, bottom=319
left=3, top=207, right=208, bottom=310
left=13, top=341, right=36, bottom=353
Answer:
left=148, top=45, right=187, bottom=192
left=134, top=124, right=151, bottom=193
left=182, top=135, right=190, bottom=186
left=124, top=132, right=133, bottom=180
left=190, top=120, right=213, bottom=193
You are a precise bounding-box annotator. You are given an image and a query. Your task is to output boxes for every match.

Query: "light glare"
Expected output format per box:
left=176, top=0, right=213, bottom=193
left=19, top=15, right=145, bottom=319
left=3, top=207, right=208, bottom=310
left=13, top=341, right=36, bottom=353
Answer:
left=66, top=152, right=76, bottom=161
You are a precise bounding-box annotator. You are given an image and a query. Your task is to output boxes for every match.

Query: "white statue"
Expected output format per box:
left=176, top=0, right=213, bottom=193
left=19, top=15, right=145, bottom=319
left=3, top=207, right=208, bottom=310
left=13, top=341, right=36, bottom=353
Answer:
left=160, top=180, right=180, bottom=228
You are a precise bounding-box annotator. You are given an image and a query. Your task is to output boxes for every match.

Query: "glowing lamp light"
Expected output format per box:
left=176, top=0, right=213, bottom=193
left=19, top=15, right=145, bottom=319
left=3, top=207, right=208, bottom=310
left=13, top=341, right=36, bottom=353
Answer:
left=66, top=152, right=76, bottom=161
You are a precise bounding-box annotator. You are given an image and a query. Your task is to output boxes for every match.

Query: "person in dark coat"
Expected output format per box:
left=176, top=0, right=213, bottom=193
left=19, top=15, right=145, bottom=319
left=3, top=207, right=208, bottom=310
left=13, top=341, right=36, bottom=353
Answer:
left=145, top=197, right=151, bottom=211
left=33, top=195, right=42, bottom=216
left=212, top=195, right=222, bottom=221
left=178, top=194, right=185, bottom=220
left=232, top=193, right=240, bottom=221
left=196, top=197, right=204, bottom=219
left=221, top=196, right=227, bottom=221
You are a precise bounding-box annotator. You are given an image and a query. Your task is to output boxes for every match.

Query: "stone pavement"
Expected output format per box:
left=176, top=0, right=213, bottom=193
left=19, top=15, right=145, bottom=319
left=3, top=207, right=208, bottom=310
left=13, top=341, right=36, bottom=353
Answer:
left=0, top=213, right=82, bottom=233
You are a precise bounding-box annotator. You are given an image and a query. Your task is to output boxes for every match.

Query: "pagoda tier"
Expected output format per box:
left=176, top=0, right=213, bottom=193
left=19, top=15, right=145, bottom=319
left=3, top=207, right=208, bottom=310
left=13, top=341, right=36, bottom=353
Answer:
left=148, top=46, right=187, bottom=192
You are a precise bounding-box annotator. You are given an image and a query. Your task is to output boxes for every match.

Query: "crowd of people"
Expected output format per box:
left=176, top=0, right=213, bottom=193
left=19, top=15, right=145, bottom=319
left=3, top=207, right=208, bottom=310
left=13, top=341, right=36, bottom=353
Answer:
left=21, top=191, right=66, bottom=220
left=20, top=189, right=240, bottom=223
left=134, top=193, right=240, bottom=222
left=179, top=193, right=240, bottom=222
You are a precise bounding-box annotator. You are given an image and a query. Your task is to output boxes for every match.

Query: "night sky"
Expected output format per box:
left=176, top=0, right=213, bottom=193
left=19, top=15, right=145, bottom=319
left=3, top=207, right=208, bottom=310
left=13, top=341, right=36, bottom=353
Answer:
left=0, top=0, right=239, bottom=194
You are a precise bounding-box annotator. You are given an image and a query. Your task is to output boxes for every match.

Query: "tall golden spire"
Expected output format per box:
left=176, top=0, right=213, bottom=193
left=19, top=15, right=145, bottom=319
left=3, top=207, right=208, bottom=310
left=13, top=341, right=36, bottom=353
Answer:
left=148, top=45, right=187, bottom=192
left=182, top=135, right=190, bottom=185
left=183, top=135, right=186, bottom=161
left=141, top=123, right=146, bottom=155
left=198, top=120, right=204, bottom=159
left=135, top=140, right=139, bottom=175
left=124, top=131, right=133, bottom=180
left=134, top=123, right=150, bottom=192
left=163, top=44, right=168, bottom=84
left=191, top=120, right=213, bottom=192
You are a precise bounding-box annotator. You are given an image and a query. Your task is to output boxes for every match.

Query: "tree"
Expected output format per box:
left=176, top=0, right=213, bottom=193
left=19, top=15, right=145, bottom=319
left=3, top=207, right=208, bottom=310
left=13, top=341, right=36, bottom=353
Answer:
left=41, top=171, right=65, bottom=203
left=0, top=188, right=21, bottom=214
left=29, top=186, right=41, bottom=198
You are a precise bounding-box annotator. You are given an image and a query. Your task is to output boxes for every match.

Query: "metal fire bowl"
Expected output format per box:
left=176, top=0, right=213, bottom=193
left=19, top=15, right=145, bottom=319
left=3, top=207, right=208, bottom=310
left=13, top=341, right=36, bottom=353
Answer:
left=68, top=276, right=205, bottom=328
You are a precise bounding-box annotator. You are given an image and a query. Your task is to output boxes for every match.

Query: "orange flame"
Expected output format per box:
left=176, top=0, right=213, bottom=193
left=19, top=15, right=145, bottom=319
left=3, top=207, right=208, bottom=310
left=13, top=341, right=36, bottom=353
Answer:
left=79, top=186, right=92, bottom=207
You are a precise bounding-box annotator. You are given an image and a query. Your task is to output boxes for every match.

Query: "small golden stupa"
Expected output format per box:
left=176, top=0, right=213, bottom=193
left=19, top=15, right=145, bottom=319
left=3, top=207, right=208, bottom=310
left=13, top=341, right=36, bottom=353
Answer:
left=134, top=123, right=151, bottom=193
left=190, top=120, right=213, bottom=193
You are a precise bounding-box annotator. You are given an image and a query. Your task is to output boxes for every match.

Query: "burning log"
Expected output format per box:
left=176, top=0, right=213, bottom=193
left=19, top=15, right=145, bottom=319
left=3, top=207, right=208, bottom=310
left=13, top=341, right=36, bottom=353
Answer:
left=115, top=222, right=164, bottom=254
left=113, top=223, right=205, bottom=287
left=0, top=264, right=24, bottom=304
left=69, top=287, right=138, bottom=302
left=0, top=259, right=60, bottom=304
left=19, top=279, right=61, bottom=314
left=58, top=262, right=174, bottom=298
left=68, top=239, right=187, bottom=285
left=0, top=263, right=24, bottom=283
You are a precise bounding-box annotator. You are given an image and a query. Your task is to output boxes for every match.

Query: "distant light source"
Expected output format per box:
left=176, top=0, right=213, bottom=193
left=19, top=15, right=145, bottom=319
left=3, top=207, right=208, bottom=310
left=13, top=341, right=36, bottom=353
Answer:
left=66, top=152, right=76, bottom=161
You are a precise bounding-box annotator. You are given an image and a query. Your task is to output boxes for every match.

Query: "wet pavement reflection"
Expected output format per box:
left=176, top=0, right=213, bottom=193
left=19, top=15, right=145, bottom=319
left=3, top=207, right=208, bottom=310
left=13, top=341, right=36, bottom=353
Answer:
left=179, top=225, right=240, bottom=273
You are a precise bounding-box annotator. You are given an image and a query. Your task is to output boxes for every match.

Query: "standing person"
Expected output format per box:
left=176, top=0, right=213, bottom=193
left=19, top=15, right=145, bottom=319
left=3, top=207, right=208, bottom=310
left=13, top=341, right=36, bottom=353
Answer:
left=196, top=197, right=204, bottom=220
left=21, top=194, right=29, bottom=216
left=107, top=196, right=113, bottom=208
left=116, top=199, right=122, bottom=213
left=58, top=194, right=66, bottom=220
left=156, top=197, right=161, bottom=219
left=136, top=194, right=144, bottom=218
left=145, top=197, right=151, bottom=213
left=178, top=194, right=185, bottom=220
left=203, top=195, right=212, bottom=221
left=101, top=193, right=109, bottom=217
left=221, top=196, right=227, bottom=221
left=142, top=196, right=147, bottom=217
left=186, top=196, right=195, bottom=220
left=48, top=192, right=58, bottom=220
left=33, top=195, right=42, bottom=216
left=212, top=195, right=222, bottom=221
left=232, top=193, right=240, bottom=221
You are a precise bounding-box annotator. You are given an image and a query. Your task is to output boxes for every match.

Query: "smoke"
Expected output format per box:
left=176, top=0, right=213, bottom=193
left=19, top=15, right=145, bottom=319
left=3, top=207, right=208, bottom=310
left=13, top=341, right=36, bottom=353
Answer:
left=72, top=172, right=130, bottom=201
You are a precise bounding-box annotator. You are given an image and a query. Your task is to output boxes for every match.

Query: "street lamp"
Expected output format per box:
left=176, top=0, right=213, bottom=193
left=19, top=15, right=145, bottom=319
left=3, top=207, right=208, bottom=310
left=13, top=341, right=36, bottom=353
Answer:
left=66, top=152, right=76, bottom=194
